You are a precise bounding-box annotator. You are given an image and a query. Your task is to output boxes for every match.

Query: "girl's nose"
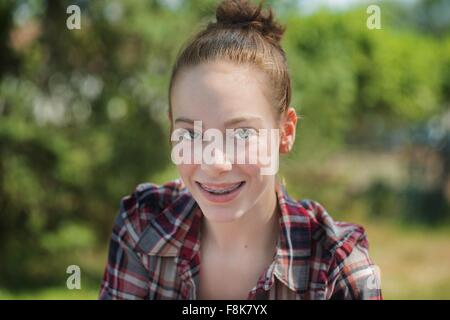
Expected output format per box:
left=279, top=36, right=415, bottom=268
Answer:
left=200, top=146, right=232, bottom=176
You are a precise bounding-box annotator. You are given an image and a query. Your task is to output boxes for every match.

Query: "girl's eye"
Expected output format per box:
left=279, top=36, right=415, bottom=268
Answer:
left=233, top=128, right=257, bottom=140
left=183, top=129, right=201, bottom=141
left=175, top=129, right=201, bottom=141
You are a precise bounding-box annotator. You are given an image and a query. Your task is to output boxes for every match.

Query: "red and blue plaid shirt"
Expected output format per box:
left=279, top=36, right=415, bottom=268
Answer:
left=99, top=178, right=382, bottom=300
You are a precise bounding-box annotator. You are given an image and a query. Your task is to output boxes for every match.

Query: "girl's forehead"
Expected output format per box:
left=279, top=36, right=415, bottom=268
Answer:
left=184, top=60, right=267, bottom=81
left=172, top=61, right=275, bottom=122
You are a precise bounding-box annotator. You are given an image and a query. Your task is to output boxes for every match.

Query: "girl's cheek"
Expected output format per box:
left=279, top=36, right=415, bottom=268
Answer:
left=176, top=164, right=197, bottom=185
left=235, top=135, right=279, bottom=171
left=235, top=163, right=260, bottom=178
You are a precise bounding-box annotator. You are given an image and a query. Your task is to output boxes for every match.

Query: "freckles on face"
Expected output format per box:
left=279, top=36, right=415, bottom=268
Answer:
left=171, top=61, right=279, bottom=168
left=170, top=61, right=280, bottom=219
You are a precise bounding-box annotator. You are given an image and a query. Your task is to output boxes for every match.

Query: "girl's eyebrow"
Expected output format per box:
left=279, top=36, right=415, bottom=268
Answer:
left=174, top=116, right=263, bottom=126
left=174, top=117, right=195, bottom=125
left=224, top=116, right=263, bottom=126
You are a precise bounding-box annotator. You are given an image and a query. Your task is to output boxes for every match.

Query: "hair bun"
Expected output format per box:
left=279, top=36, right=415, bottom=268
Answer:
left=215, top=0, right=285, bottom=43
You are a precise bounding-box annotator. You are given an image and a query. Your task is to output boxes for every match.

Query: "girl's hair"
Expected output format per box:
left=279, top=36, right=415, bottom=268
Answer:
left=167, top=0, right=291, bottom=135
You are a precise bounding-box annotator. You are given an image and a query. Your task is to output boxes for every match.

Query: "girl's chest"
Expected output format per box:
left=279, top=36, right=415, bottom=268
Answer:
left=196, top=250, right=273, bottom=300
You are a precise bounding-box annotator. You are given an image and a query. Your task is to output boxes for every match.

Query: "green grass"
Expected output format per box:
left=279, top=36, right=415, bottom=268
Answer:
left=0, top=287, right=99, bottom=300
left=360, top=219, right=450, bottom=299
left=1, top=219, right=449, bottom=299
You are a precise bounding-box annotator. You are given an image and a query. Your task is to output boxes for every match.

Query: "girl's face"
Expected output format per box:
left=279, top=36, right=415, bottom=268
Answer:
left=170, top=60, right=294, bottom=222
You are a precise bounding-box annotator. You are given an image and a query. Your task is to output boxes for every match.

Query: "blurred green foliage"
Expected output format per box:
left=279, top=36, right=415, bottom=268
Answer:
left=0, top=0, right=449, bottom=296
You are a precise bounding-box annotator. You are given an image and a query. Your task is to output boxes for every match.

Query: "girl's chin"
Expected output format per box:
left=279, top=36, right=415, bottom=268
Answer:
left=198, top=205, right=245, bottom=222
left=202, top=212, right=243, bottom=223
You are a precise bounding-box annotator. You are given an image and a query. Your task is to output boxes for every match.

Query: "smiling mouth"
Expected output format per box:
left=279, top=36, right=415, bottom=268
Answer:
left=195, top=181, right=245, bottom=195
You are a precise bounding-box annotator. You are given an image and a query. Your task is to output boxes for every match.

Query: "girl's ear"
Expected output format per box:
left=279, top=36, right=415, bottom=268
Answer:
left=279, top=107, right=298, bottom=154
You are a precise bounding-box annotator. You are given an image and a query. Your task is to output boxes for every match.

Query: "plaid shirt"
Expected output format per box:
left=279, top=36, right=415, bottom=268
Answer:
left=99, top=178, right=382, bottom=300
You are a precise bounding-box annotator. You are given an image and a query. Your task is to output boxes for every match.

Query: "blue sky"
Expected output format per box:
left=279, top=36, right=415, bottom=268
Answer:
left=297, top=0, right=416, bottom=14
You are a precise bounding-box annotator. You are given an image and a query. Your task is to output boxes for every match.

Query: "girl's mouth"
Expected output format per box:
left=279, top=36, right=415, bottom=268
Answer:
left=195, top=181, right=246, bottom=203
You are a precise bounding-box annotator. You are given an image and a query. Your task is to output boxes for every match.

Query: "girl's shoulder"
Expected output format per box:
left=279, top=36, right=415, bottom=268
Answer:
left=120, top=178, right=187, bottom=216
left=292, top=199, right=381, bottom=298
left=297, top=198, right=369, bottom=255
left=278, top=184, right=369, bottom=258
left=110, top=179, right=190, bottom=248
left=298, top=199, right=368, bottom=251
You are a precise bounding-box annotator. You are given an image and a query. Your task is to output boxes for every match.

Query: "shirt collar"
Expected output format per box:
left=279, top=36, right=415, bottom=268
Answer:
left=135, top=179, right=311, bottom=293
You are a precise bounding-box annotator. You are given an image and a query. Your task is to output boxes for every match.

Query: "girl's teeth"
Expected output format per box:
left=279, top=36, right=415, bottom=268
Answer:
left=200, top=182, right=242, bottom=194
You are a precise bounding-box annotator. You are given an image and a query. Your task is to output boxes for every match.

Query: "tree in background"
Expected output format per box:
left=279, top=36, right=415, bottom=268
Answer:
left=0, top=0, right=448, bottom=289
